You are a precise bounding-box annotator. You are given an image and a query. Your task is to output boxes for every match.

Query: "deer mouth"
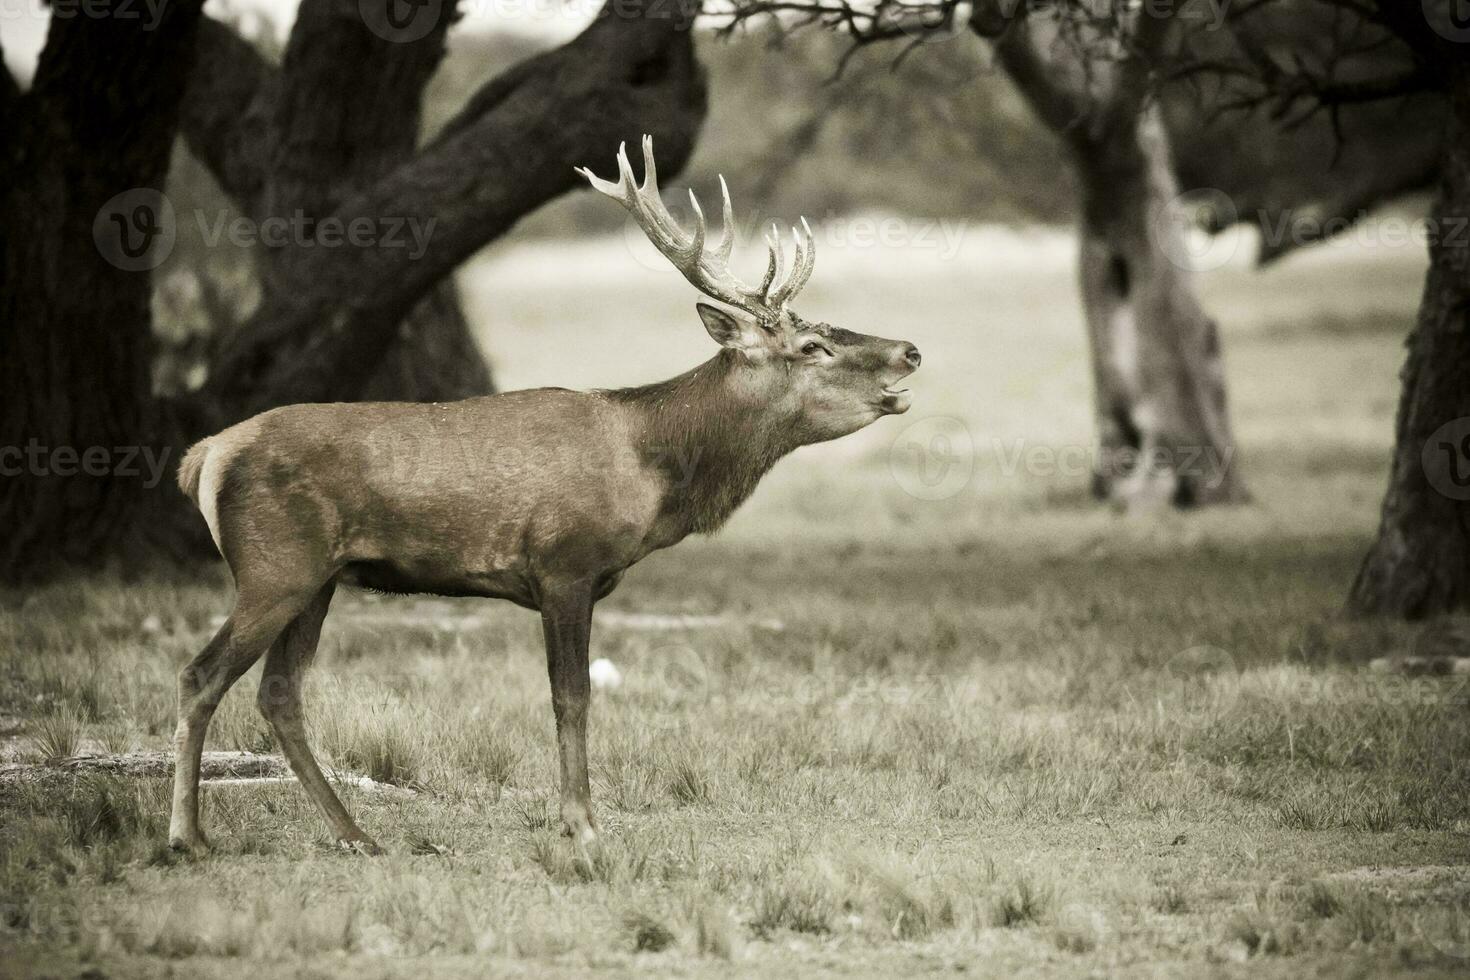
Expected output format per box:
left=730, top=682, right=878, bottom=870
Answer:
left=879, top=387, right=911, bottom=415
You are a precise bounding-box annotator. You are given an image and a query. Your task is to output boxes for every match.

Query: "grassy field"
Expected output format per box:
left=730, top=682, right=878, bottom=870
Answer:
left=3, top=226, right=1469, bottom=977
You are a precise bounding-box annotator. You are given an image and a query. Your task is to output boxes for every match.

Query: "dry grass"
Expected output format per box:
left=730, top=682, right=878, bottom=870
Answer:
left=2, top=235, right=1467, bottom=977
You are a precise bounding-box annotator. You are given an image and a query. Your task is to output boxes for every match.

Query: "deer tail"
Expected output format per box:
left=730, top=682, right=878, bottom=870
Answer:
left=176, top=438, right=212, bottom=503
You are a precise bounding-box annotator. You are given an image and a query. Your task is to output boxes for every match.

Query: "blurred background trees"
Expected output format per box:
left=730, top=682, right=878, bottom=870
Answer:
left=0, top=0, right=706, bottom=580
left=0, top=0, right=1464, bottom=618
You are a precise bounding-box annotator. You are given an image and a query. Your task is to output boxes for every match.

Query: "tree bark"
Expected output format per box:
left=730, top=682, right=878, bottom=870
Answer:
left=195, top=0, right=706, bottom=423
left=1073, top=104, right=1244, bottom=507
left=1348, top=69, right=1470, bottom=617
left=988, top=15, right=1246, bottom=509
left=178, top=2, right=493, bottom=413
left=0, top=4, right=206, bottom=581
left=1, top=0, right=706, bottom=580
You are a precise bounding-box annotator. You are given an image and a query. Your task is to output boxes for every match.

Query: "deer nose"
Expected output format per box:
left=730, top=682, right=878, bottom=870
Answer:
left=901, top=344, right=921, bottom=369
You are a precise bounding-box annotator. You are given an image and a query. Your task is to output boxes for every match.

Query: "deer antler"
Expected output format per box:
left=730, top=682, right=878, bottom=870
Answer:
left=577, top=135, right=816, bottom=326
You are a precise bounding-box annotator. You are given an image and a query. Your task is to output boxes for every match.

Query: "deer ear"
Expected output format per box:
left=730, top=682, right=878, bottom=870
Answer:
left=697, top=303, right=762, bottom=350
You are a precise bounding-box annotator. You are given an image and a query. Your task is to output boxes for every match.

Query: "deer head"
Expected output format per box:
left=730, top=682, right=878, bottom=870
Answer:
left=578, top=136, right=920, bottom=445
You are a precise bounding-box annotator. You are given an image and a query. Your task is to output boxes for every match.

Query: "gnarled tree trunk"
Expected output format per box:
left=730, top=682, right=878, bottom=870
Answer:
left=1349, top=70, right=1470, bottom=617
left=985, top=14, right=1246, bottom=510
left=179, top=3, right=493, bottom=409
left=195, top=0, right=706, bottom=424
left=0, top=0, right=707, bottom=582
left=0, top=5, right=205, bottom=580
left=1073, top=104, right=1242, bottom=508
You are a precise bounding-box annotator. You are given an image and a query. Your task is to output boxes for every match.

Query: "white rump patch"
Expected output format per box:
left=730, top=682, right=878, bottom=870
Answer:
left=197, top=444, right=226, bottom=555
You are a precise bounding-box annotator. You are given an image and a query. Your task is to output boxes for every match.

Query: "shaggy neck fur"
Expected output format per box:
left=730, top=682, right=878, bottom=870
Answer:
left=609, top=348, right=799, bottom=535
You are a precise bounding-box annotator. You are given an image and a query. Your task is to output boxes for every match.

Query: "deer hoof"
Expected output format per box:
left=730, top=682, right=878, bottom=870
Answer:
left=339, top=836, right=384, bottom=856
left=168, top=832, right=211, bottom=856
left=561, top=818, right=598, bottom=847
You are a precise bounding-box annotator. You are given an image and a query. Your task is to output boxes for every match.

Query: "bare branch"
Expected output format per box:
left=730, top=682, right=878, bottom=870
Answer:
left=202, top=0, right=707, bottom=417
left=179, top=18, right=276, bottom=208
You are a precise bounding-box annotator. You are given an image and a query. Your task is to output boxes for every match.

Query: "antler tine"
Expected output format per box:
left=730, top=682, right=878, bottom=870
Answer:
left=616, top=141, right=639, bottom=205
left=574, top=140, right=630, bottom=200
left=639, top=134, right=658, bottom=194
left=761, top=223, right=786, bottom=303
left=627, top=138, right=685, bottom=247
left=578, top=136, right=817, bottom=323
left=765, top=216, right=818, bottom=310
left=801, top=216, right=817, bottom=285
left=714, top=175, right=736, bottom=264
left=768, top=226, right=800, bottom=309
left=685, top=190, right=707, bottom=266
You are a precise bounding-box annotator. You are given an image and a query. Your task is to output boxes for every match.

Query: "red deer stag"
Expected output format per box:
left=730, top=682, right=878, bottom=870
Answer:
left=168, top=137, right=920, bottom=853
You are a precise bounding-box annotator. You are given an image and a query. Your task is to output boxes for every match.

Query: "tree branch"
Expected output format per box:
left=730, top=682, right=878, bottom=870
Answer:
left=178, top=18, right=276, bottom=209
left=268, top=0, right=458, bottom=222
left=202, top=0, right=707, bottom=417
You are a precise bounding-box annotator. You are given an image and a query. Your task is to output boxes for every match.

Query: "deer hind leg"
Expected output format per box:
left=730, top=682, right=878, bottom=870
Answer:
left=256, top=581, right=380, bottom=854
left=169, top=586, right=317, bottom=853
left=540, top=582, right=597, bottom=845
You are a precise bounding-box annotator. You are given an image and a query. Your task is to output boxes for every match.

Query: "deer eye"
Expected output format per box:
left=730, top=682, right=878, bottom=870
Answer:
left=801, top=341, right=832, bottom=358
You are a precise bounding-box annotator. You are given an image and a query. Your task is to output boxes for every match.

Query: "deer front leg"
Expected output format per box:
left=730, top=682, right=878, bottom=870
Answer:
left=540, top=583, right=597, bottom=845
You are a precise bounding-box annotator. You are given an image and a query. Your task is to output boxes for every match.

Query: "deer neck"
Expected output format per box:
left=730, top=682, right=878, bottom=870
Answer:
left=611, top=348, right=798, bottom=537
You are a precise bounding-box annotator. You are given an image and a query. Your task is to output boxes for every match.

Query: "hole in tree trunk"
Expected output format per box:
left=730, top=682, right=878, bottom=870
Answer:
left=1109, top=254, right=1131, bottom=300
left=631, top=50, right=671, bottom=87
left=1112, top=404, right=1141, bottom=453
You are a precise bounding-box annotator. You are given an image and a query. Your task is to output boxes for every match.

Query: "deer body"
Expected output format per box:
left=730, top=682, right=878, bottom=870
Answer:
left=168, top=139, right=918, bottom=853
left=185, top=352, right=806, bottom=609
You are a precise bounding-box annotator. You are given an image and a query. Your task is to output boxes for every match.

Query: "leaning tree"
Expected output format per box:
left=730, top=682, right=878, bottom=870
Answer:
left=1, top=0, right=208, bottom=578
left=1173, top=0, right=1470, bottom=617
left=723, top=0, right=1442, bottom=512
left=0, top=0, right=708, bottom=583
left=727, top=0, right=1467, bottom=616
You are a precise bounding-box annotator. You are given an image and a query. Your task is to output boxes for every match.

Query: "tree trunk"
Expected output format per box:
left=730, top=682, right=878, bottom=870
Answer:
left=199, top=0, right=705, bottom=421
left=0, top=5, right=205, bottom=582
left=984, top=13, right=1247, bottom=509
left=178, top=3, right=493, bottom=412
left=1348, top=70, right=1470, bottom=617
left=1072, top=105, right=1245, bottom=509
left=1, top=0, right=705, bottom=580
